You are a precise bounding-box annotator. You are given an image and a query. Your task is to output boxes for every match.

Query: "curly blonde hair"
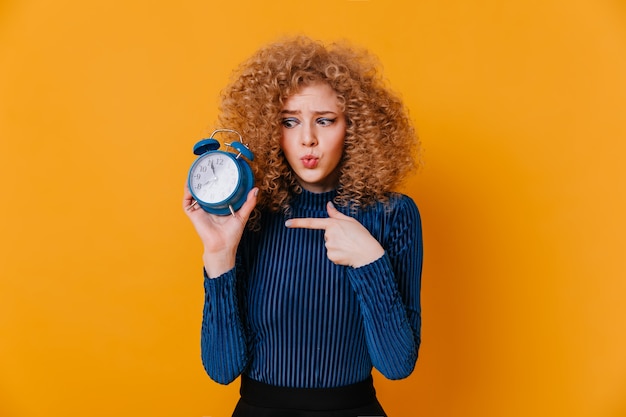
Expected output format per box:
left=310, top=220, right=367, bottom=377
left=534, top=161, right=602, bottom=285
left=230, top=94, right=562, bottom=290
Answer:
left=216, top=36, right=420, bottom=221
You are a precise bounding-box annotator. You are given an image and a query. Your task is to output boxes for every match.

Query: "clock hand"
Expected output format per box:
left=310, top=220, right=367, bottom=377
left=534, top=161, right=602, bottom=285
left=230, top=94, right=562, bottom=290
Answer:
left=203, top=177, right=218, bottom=187
left=203, top=161, right=218, bottom=185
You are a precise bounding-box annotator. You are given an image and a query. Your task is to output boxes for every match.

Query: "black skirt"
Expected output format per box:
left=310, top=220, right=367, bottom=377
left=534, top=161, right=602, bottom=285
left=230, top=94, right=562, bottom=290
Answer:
left=232, top=374, right=388, bottom=417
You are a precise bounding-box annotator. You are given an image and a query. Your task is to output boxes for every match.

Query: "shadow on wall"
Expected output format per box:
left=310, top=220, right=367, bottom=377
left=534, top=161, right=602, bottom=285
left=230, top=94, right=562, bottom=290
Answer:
left=379, top=112, right=562, bottom=415
left=377, top=131, right=505, bottom=414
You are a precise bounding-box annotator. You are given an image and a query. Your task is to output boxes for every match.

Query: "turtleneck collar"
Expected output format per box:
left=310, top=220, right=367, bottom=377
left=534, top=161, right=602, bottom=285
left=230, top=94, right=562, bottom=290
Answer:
left=290, top=188, right=338, bottom=213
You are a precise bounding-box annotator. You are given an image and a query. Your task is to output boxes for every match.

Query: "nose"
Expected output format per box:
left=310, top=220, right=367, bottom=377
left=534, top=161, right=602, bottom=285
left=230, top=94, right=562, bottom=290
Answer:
left=301, top=123, right=317, bottom=147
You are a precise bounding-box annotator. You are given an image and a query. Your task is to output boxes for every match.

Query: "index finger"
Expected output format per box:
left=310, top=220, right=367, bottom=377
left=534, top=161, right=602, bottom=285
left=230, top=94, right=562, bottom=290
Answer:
left=285, top=217, right=331, bottom=230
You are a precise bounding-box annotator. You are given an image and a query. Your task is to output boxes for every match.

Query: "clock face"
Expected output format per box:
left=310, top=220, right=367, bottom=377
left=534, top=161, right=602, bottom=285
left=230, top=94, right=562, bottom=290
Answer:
left=189, top=153, right=240, bottom=204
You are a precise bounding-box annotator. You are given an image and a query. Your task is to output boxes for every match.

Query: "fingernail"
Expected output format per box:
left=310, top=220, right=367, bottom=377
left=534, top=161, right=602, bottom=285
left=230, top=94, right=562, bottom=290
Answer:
left=328, top=201, right=334, bottom=208
left=284, top=220, right=292, bottom=227
left=254, top=188, right=259, bottom=196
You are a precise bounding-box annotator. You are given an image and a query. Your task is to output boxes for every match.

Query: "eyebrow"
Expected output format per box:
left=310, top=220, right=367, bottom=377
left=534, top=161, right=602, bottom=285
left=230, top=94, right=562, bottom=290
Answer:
left=280, top=109, right=338, bottom=116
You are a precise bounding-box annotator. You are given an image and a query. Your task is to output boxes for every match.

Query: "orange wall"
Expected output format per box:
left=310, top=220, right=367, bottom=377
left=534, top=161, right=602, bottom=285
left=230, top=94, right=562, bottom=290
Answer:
left=1, top=1, right=625, bottom=416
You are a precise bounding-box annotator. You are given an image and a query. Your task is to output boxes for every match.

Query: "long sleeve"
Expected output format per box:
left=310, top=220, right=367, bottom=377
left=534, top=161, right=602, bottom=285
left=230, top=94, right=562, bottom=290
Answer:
left=346, top=196, right=423, bottom=379
left=200, top=268, right=248, bottom=384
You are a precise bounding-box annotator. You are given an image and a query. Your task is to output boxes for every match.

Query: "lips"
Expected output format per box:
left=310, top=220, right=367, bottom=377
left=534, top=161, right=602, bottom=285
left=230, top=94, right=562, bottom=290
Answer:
left=301, top=155, right=319, bottom=169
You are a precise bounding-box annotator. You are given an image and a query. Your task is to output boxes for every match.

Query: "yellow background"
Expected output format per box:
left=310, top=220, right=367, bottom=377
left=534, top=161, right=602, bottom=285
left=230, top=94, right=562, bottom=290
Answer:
left=1, top=1, right=625, bottom=416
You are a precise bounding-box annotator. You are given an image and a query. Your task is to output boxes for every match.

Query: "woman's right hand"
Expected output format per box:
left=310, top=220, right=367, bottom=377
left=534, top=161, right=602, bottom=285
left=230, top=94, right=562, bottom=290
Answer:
left=183, top=185, right=258, bottom=278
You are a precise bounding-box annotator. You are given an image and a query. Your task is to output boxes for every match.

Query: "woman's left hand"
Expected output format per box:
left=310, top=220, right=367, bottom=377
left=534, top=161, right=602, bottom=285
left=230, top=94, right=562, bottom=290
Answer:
left=285, top=202, right=385, bottom=267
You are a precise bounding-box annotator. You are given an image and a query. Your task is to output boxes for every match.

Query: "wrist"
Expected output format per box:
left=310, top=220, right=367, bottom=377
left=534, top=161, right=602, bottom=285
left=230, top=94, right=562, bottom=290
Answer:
left=352, top=245, right=385, bottom=268
left=202, top=250, right=236, bottom=279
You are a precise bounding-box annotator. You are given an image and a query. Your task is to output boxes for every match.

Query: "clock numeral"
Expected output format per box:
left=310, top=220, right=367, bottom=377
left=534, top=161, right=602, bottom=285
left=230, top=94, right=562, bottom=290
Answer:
left=200, top=165, right=208, bottom=173
left=195, top=183, right=202, bottom=190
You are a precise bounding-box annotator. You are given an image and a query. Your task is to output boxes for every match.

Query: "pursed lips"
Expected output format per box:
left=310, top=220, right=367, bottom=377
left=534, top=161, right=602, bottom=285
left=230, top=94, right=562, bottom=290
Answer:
left=301, top=154, right=319, bottom=169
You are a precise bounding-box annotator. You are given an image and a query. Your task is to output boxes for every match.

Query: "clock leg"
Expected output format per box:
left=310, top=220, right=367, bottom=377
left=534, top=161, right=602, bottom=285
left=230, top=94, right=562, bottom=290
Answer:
left=186, top=199, right=199, bottom=212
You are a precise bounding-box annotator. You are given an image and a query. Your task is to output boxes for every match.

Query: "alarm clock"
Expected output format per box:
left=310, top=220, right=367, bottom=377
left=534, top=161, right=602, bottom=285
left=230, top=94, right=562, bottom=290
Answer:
left=187, top=129, right=254, bottom=215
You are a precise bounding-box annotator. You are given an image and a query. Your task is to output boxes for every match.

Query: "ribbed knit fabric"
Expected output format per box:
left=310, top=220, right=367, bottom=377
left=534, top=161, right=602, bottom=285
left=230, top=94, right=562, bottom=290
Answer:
left=201, top=189, right=423, bottom=388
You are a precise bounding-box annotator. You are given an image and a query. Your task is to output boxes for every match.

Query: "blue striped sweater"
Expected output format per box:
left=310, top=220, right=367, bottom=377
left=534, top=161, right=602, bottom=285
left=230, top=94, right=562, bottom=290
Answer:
left=201, top=189, right=423, bottom=388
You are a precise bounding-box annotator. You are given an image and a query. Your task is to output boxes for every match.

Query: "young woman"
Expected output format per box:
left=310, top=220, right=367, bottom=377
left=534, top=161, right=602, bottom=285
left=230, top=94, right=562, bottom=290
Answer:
left=183, top=36, right=423, bottom=417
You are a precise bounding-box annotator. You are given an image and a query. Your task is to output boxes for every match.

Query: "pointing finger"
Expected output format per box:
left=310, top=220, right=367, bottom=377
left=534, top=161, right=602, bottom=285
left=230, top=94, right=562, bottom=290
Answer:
left=285, top=217, right=332, bottom=230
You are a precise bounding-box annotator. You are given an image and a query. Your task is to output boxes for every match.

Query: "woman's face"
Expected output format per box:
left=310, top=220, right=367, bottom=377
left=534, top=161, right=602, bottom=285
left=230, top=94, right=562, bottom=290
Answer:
left=280, top=83, right=347, bottom=193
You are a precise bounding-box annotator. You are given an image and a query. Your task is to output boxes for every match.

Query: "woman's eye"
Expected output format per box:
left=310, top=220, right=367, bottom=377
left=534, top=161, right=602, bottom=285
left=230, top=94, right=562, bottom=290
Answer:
left=317, top=117, right=336, bottom=126
left=281, top=118, right=299, bottom=128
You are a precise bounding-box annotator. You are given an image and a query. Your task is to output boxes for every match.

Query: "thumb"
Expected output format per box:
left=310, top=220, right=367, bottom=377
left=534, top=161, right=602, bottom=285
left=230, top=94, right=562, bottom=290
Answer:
left=326, top=201, right=349, bottom=219
left=237, top=187, right=259, bottom=221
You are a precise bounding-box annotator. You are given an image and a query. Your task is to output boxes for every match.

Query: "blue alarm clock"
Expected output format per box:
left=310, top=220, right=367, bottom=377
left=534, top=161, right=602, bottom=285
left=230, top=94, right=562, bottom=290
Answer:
left=187, top=129, right=254, bottom=215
